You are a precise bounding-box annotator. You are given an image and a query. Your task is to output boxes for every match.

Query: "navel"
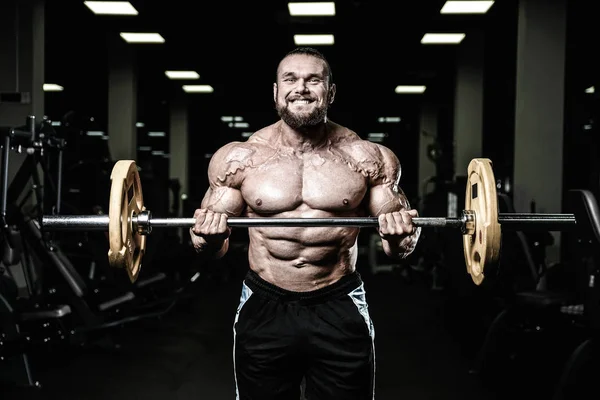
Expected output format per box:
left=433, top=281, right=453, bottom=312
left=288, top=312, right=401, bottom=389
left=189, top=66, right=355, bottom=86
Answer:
left=343, top=198, right=349, bottom=206
left=255, top=199, right=263, bottom=206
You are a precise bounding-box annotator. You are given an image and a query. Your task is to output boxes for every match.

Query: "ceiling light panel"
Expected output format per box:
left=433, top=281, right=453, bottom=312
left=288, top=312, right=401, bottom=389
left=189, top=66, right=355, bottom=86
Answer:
left=288, top=2, right=336, bottom=16
left=420, top=33, right=466, bottom=44
left=293, top=34, right=335, bottom=45
left=165, top=71, right=200, bottom=79
left=84, top=1, right=138, bottom=15
left=440, top=1, right=494, bottom=14
left=377, top=117, right=402, bottom=122
left=395, top=85, right=426, bottom=94
left=183, top=85, right=214, bottom=93
left=120, top=33, right=165, bottom=43
left=43, top=83, right=64, bottom=92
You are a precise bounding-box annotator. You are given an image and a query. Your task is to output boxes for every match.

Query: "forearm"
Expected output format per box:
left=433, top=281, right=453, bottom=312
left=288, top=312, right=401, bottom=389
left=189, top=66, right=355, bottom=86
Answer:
left=382, top=227, right=421, bottom=259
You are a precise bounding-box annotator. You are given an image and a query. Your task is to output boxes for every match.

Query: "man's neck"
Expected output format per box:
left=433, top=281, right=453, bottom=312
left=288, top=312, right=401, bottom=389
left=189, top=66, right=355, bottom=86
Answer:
left=278, top=120, right=329, bottom=152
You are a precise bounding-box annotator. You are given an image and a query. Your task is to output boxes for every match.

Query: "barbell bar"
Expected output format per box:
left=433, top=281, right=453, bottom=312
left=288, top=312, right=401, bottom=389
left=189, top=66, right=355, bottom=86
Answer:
left=37, top=158, right=579, bottom=286
left=41, top=212, right=576, bottom=232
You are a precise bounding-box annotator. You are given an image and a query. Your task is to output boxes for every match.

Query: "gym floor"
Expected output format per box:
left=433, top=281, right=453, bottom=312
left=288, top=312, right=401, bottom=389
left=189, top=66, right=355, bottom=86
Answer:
left=0, top=248, right=573, bottom=400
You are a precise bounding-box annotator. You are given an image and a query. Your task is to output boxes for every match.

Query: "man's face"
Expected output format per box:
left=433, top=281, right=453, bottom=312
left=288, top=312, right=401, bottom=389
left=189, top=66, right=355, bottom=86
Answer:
left=273, top=54, right=336, bottom=129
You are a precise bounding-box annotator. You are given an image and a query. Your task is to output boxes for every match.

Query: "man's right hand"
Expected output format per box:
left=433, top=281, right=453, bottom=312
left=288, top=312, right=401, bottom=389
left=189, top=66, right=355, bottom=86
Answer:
left=190, top=209, right=231, bottom=251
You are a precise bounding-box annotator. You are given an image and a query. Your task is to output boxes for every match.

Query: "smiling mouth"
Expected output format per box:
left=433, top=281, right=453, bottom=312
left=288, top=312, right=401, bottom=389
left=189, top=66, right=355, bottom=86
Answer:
left=289, top=99, right=312, bottom=105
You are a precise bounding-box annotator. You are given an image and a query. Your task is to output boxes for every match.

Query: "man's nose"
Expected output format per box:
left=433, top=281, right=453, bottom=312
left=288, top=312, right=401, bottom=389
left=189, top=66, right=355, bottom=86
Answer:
left=294, top=79, right=308, bottom=92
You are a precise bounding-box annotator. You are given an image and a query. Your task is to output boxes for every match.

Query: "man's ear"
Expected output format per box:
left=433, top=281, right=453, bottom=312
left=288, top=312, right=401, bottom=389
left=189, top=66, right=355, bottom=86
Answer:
left=273, top=83, right=278, bottom=102
left=328, top=83, right=337, bottom=104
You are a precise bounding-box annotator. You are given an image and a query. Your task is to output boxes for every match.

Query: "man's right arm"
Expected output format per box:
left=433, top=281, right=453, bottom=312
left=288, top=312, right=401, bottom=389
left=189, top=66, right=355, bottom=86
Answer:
left=190, top=143, right=247, bottom=258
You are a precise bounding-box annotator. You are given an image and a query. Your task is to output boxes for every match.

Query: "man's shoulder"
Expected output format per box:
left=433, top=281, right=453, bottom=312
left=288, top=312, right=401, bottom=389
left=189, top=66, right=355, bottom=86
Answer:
left=207, top=126, right=279, bottom=184
left=329, top=124, right=400, bottom=181
left=214, top=124, right=277, bottom=160
left=213, top=137, right=273, bottom=162
left=208, top=141, right=259, bottom=186
left=213, top=141, right=259, bottom=164
left=332, top=126, right=388, bottom=160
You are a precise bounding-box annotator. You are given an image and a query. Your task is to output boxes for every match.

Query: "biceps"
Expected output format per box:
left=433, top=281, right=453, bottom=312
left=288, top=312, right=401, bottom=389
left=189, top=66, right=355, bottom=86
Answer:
left=367, top=185, right=410, bottom=215
left=201, top=186, right=246, bottom=216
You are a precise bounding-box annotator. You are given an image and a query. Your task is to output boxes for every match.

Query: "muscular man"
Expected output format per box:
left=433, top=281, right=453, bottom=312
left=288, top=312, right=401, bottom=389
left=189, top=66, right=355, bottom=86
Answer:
left=191, top=47, right=421, bottom=400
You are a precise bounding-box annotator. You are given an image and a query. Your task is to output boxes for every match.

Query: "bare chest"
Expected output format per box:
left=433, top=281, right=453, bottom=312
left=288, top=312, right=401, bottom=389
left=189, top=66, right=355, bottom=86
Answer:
left=241, top=151, right=368, bottom=214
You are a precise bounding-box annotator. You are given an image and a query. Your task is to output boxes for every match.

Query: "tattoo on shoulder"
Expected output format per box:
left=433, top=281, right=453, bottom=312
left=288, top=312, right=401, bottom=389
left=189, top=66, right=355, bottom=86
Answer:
left=329, top=141, right=395, bottom=183
left=372, top=143, right=401, bottom=187
left=216, top=144, right=257, bottom=184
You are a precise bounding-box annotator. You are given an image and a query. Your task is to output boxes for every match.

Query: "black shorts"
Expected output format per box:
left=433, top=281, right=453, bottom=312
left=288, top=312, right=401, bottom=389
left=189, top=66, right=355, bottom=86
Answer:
left=233, top=269, right=375, bottom=400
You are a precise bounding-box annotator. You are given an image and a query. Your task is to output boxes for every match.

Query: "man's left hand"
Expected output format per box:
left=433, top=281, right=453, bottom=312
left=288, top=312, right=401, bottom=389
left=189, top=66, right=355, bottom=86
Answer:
left=377, top=209, right=419, bottom=241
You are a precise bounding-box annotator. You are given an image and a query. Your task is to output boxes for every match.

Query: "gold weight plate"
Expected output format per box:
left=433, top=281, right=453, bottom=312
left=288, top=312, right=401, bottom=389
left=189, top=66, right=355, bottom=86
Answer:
left=107, top=160, right=146, bottom=283
left=463, top=158, right=501, bottom=285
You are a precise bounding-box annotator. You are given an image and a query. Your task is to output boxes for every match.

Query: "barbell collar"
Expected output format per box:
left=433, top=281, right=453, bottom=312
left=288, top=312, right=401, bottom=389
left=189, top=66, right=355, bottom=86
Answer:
left=137, top=210, right=152, bottom=235
left=462, top=210, right=475, bottom=235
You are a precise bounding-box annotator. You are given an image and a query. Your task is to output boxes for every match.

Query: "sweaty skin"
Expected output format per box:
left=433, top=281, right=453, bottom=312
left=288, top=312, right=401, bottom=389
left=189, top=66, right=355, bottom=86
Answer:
left=191, top=52, right=420, bottom=291
left=195, top=121, right=420, bottom=291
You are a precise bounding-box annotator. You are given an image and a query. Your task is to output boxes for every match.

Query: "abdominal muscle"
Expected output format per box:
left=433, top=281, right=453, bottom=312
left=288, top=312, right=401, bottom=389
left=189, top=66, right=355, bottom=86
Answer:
left=247, top=225, right=361, bottom=292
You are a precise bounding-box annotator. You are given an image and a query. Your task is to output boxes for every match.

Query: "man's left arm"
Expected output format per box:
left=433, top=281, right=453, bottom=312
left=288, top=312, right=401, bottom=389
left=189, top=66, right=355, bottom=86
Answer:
left=366, top=145, right=421, bottom=259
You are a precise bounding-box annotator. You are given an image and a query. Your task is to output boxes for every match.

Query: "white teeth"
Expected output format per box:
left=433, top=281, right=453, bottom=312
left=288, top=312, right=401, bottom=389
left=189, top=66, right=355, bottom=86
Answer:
left=293, top=100, right=309, bottom=104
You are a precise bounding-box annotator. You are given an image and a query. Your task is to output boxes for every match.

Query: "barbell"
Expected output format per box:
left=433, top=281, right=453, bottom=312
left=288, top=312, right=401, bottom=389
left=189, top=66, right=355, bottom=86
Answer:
left=40, top=158, right=577, bottom=285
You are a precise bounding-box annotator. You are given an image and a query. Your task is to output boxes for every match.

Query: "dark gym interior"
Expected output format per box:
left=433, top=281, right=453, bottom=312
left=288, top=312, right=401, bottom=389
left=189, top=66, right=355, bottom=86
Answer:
left=1, top=1, right=599, bottom=399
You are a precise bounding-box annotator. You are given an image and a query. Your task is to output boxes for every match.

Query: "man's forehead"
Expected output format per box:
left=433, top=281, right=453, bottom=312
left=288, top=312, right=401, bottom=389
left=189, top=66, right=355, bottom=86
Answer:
left=278, top=54, right=326, bottom=75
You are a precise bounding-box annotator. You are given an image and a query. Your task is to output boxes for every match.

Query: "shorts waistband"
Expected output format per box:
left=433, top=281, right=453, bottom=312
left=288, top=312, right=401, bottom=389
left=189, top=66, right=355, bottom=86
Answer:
left=244, top=269, right=363, bottom=305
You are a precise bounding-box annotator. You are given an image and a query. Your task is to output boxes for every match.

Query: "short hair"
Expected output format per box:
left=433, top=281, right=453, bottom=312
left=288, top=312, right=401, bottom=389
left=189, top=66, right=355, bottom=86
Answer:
left=277, top=47, right=333, bottom=86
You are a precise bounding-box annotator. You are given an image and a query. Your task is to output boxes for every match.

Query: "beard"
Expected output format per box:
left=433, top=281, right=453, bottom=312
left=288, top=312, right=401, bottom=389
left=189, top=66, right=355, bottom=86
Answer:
left=276, top=99, right=329, bottom=129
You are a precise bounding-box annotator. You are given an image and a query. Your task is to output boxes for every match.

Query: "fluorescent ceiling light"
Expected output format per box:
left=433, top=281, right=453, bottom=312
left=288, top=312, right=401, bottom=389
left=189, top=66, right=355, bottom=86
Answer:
left=367, top=133, right=387, bottom=143
left=120, top=32, right=165, bottom=43
left=395, top=85, right=426, bottom=94
left=183, top=85, right=214, bottom=93
left=440, top=1, right=494, bottom=14
left=148, top=131, right=166, bottom=137
left=377, top=117, right=402, bottom=122
left=220, top=116, right=244, bottom=122
left=585, top=86, right=595, bottom=93
left=165, top=70, right=200, bottom=79
left=241, top=132, right=253, bottom=138
left=229, top=122, right=249, bottom=128
left=86, top=131, right=105, bottom=136
left=43, top=83, right=64, bottom=92
left=294, top=34, right=334, bottom=45
left=288, top=2, right=336, bottom=16
left=421, top=33, right=465, bottom=44
left=84, top=1, right=138, bottom=15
